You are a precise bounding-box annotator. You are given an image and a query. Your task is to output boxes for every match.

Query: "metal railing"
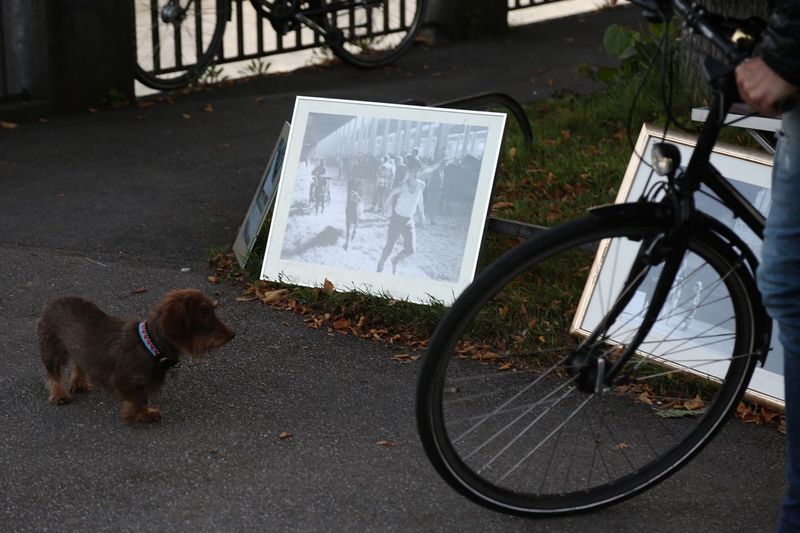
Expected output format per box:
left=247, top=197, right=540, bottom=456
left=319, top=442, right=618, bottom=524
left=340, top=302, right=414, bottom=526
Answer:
left=136, top=0, right=571, bottom=91
left=507, top=0, right=568, bottom=10
left=210, top=0, right=326, bottom=69
left=135, top=0, right=398, bottom=86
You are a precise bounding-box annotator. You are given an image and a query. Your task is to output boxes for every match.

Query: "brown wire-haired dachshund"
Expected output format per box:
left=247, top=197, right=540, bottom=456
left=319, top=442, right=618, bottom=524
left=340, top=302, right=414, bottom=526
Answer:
left=36, top=289, right=235, bottom=425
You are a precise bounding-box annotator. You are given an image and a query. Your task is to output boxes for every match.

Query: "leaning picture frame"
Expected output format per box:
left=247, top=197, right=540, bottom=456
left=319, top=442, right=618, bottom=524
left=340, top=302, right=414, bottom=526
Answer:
left=571, top=123, right=782, bottom=407
left=233, top=122, right=291, bottom=268
left=260, top=96, right=506, bottom=305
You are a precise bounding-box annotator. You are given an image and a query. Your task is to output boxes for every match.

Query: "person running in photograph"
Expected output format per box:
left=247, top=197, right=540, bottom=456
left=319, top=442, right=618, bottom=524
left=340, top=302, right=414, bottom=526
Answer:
left=343, top=177, right=364, bottom=251
left=309, top=158, right=326, bottom=203
left=376, top=158, right=426, bottom=275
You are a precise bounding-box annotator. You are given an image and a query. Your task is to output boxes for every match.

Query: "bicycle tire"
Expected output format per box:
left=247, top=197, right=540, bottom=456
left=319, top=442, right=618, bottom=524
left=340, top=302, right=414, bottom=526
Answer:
left=416, top=208, right=759, bottom=515
left=134, top=0, right=229, bottom=91
left=322, top=0, right=427, bottom=68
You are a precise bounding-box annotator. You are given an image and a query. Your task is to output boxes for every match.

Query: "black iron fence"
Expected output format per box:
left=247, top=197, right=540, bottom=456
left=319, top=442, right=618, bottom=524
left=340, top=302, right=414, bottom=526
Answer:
left=134, top=0, right=396, bottom=87
left=135, top=0, right=571, bottom=91
left=194, top=0, right=327, bottom=70
left=507, top=0, right=569, bottom=10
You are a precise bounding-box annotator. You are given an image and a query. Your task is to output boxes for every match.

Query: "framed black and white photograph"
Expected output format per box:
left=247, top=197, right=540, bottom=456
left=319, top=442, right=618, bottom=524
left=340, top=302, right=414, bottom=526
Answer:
left=571, top=124, right=781, bottom=406
left=260, top=96, right=506, bottom=304
left=233, top=122, right=290, bottom=268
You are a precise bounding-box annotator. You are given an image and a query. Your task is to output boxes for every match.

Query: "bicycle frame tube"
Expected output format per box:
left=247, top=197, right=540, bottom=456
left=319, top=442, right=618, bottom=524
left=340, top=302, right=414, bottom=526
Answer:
left=684, top=69, right=766, bottom=240
left=597, top=64, right=770, bottom=385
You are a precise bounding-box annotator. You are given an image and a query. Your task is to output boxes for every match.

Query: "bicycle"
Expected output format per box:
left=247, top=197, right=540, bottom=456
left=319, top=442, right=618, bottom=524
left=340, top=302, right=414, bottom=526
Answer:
left=134, top=0, right=426, bottom=91
left=416, top=0, right=793, bottom=516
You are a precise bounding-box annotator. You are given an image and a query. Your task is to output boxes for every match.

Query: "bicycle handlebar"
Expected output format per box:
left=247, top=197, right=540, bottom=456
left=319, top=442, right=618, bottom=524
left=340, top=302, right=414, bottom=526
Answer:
left=629, top=0, right=800, bottom=113
left=629, top=0, right=756, bottom=65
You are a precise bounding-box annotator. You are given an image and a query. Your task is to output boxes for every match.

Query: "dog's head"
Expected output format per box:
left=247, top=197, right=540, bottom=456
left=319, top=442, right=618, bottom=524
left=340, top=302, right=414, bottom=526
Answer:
left=150, top=289, right=235, bottom=356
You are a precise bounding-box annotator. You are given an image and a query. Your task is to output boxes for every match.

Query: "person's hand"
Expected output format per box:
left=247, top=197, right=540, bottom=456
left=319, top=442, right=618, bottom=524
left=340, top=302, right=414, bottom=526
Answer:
left=736, top=58, right=798, bottom=116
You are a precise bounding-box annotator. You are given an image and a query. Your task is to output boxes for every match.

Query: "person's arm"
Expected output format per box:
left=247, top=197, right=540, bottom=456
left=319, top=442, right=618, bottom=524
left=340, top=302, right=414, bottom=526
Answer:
left=736, top=0, right=799, bottom=115
left=736, top=59, right=798, bottom=116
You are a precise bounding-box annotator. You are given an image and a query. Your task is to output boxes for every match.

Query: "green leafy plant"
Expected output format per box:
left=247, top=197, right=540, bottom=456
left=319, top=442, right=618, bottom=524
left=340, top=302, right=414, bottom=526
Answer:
left=192, top=63, right=228, bottom=87
left=241, top=58, right=271, bottom=77
left=587, top=21, right=681, bottom=87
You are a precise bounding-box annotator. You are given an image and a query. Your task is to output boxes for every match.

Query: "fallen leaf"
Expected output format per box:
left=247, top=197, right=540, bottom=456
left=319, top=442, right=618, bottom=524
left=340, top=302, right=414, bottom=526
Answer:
left=130, top=288, right=149, bottom=295
left=508, top=147, right=517, bottom=160
left=208, top=275, right=219, bottom=284
left=638, top=392, right=654, bottom=405
left=476, top=351, right=501, bottom=362
left=323, top=278, right=334, bottom=295
left=204, top=103, right=214, bottom=112
left=278, top=431, right=293, bottom=440
left=615, top=442, right=629, bottom=449
left=390, top=353, right=420, bottom=363
left=683, top=395, right=705, bottom=411
left=762, top=408, right=781, bottom=424
left=259, top=288, right=289, bottom=303
left=332, top=317, right=350, bottom=330
left=561, top=130, right=571, bottom=140
left=491, top=201, right=515, bottom=211
left=0, top=121, right=18, bottom=129
left=375, top=439, right=398, bottom=447
left=236, top=295, right=259, bottom=302
left=182, top=113, right=192, bottom=119
left=88, top=107, right=98, bottom=113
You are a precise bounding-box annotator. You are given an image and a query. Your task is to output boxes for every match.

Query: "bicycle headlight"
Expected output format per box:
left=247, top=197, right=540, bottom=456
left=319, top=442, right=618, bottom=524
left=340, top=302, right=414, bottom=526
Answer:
left=651, top=142, right=681, bottom=177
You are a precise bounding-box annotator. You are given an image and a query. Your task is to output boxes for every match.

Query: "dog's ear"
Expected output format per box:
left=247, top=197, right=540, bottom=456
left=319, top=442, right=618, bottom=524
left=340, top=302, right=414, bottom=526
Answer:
left=157, top=289, right=206, bottom=346
left=158, top=293, right=188, bottom=345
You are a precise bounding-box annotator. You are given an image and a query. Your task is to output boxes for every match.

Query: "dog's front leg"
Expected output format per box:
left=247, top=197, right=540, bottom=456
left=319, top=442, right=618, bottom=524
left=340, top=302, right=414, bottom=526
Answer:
left=120, top=389, right=161, bottom=425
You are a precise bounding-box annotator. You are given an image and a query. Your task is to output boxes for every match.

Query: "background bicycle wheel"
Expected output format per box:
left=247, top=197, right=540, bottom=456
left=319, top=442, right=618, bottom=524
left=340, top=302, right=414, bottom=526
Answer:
left=134, top=0, right=229, bottom=91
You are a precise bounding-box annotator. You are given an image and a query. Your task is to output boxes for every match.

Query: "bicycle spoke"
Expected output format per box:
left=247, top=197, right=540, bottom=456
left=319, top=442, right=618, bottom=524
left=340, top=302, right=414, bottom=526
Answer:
left=420, top=216, right=757, bottom=513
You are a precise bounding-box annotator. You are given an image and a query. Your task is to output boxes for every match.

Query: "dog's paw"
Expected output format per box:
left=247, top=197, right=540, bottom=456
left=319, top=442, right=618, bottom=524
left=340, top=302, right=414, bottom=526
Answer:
left=48, top=392, right=73, bottom=406
left=140, top=407, right=162, bottom=424
left=69, top=382, right=91, bottom=394
left=69, top=374, right=91, bottom=394
left=122, top=403, right=162, bottom=425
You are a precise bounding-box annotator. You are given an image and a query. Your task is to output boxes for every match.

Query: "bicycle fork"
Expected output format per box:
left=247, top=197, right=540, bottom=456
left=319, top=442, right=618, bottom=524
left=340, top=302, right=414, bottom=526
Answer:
left=569, top=225, right=691, bottom=395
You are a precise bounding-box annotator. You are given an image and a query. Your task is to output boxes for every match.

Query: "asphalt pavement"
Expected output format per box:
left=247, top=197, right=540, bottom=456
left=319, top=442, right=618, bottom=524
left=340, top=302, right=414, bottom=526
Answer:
left=0, top=5, right=787, bottom=532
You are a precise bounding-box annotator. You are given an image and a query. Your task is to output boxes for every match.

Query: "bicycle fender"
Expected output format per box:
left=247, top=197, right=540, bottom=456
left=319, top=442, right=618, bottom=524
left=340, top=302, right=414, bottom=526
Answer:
left=693, top=211, right=772, bottom=366
left=587, top=202, right=673, bottom=224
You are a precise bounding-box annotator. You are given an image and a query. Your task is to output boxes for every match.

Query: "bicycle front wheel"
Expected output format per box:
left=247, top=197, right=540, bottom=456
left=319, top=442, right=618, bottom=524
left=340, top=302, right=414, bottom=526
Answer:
left=323, top=0, right=427, bottom=68
left=416, top=211, right=759, bottom=515
left=134, top=0, right=229, bottom=91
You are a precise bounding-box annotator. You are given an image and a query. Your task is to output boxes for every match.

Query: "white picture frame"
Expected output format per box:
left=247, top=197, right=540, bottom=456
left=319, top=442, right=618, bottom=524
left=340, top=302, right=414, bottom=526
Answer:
left=233, top=122, right=291, bottom=268
left=260, top=96, right=506, bottom=305
left=572, top=123, right=782, bottom=407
